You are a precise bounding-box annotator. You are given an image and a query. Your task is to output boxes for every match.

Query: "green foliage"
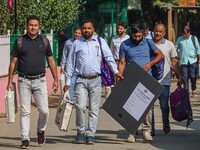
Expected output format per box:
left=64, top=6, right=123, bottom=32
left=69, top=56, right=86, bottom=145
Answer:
left=151, top=0, right=178, bottom=7
left=0, top=0, right=80, bottom=34
left=152, top=0, right=200, bottom=7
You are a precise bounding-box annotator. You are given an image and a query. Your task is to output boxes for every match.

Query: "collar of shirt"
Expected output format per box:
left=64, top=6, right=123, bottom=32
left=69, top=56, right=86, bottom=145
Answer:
left=25, top=34, right=40, bottom=41
left=155, top=38, right=166, bottom=45
left=80, top=35, right=97, bottom=42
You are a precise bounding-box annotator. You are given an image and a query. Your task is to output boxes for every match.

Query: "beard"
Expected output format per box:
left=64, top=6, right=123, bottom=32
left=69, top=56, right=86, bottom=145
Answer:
left=133, top=39, right=142, bottom=45
left=82, top=32, right=93, bottom=39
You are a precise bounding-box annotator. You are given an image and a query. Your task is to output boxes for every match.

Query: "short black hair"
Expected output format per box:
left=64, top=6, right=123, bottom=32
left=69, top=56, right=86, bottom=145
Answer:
left=27, top=15, right=40, bottom=24
left=118, top=21, right=128, bottom=29
left=142, top=23, right=149, bottom=30
left=80, top=19, right=95, bottom=28
left=182, top=25, right=190, bottom=33
left=131, top=23, right=143, bottom=34
left=74, top=26, right=81, bottom=31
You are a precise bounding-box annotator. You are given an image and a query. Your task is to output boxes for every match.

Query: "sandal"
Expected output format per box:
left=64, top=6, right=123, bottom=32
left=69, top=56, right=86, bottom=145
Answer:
left=192, top=90, right=197, bottom=97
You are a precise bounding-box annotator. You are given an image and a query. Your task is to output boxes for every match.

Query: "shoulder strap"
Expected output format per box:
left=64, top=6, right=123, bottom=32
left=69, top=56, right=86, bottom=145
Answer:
left=97, top=36, right=104, bottom=57
left=191, top=35, right=196, bottom=49
left=17, top=35, right=23, bottom=56
left=41, top=35, right=49, bottom=50
left=146, top=38, right=153, bottom=52
left=150, top=31, right=154, bottom=39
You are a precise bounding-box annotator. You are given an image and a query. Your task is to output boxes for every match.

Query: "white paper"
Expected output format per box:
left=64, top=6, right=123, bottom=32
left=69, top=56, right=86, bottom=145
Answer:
left=123, top=82, right=155, bottom=121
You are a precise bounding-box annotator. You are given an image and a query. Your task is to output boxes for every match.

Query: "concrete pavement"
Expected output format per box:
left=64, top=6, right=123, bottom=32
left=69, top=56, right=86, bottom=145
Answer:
left=0, top=79, right=200, bottom=150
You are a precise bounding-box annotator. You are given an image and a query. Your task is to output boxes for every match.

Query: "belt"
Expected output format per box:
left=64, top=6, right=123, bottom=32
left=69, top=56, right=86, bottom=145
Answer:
left=18, top=73, right=45, bottom=80
left=78, top=74, right=101, bottom=79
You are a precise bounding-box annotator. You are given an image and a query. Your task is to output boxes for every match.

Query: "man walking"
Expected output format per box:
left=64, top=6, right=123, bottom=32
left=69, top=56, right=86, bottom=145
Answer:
left=105, top=21, right=130, bottom=98
left=118, top=23, right=163, bottom=142
left=175, top=25, right=200, bottom=96
left=7, top=15, right=58, bottom=149
left=153, top=23, right=182, bottom=134
left=60, top=27, right=82, bottom=100
left=64, top=19, right=122, bottom=144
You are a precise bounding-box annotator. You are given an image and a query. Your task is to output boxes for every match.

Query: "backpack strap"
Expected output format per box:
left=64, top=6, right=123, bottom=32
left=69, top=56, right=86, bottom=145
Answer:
left=191, top=35, right=197, bottom=50
left=17, top=35, right=23, bottom=57
left=41, top=34, right=49, bottom=50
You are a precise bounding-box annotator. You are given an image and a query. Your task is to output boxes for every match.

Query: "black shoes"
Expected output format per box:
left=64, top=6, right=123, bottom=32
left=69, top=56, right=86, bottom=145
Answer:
left=20, top=140, right=29, bottom=149
left=163, top=124, right=171, bottom=134
left=37, top=131, right=46, bottom=145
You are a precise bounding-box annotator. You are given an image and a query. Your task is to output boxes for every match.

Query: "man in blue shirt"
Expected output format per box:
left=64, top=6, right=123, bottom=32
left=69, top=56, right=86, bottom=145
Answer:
left=118, top=24, right=163, bottom=143
left=175, top=25, right=200, bottom=96
left=64, top=19, right=122, bottom=144
left=60, top=27, right=82, bottom=100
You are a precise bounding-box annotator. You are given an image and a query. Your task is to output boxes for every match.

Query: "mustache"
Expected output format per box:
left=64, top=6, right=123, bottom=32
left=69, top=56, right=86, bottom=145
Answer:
left=82, top=32, right=93, bottom=39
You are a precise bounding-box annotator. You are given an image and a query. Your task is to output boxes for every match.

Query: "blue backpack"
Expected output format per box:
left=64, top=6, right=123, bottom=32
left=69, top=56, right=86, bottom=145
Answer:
left=146, top=39, right=165, bottom=80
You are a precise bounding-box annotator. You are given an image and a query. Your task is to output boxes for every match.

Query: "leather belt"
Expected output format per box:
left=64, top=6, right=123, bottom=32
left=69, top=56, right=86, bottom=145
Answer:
left=78, top=74, right=100, bottom=79
left=18, top=73, right=45, bottom=80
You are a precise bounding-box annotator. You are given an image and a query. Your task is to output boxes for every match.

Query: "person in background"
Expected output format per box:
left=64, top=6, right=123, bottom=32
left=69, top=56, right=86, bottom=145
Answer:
left=6, top=15, right=58, bottom=149
left=64, top=19, right=122, bottom=144
left=175, top=25, right=200, bottom=96
left=118, top=23, right=163, bottom=143
left=58, top=30, right=68, bottom=65
left=60, top=27, right=82, bottom=100
left=142, top=22, right=154, bottom=39
left=105, top=21, right=129, bottom=99
left=153, top=23, right=182, bottom=134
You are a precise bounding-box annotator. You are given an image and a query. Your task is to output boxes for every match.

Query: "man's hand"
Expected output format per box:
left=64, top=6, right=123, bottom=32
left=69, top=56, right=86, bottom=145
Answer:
left=60, top=68, right=64, bottom=74
left=6, top=82, right=12, bottom=91
left=116, top=73, right=124, bottom=81
left=64, top=85, right=70, bottom=92
left=177, top=76, right=183, bottom=86
left=52, top=80, right=59, bottom=93
left=144, top=62, right=152, bottom=72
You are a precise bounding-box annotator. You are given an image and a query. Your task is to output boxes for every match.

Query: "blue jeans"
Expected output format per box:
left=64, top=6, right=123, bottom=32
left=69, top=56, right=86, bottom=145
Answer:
left=18, top=76, right=49, bottom=141
left=158, top=85, right=170, bottom=125
left=181, top=62, right=197, bottom=94
left=75, top=76, right=102, bottom=137
left=69, top=74, right=77, bottom=101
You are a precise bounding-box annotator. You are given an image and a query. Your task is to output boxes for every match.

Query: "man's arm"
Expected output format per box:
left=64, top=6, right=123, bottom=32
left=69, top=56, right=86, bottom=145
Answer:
left=47, top=56, right=59, bottom=92
left=60, top=41, right=69, bottom=73
left=7, top=57, right=18, bottom=90
left=144, top=49, right=164, bottom=72
left=171, top=57, right=183, bottom=85
left=117, top=58, right=126, bottom=80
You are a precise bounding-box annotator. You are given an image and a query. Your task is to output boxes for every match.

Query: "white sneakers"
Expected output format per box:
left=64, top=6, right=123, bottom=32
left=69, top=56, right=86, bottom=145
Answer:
left=143, top=131, right=153, bottom=141
left=126, top=134, right=136, bottom=143
left=126, top=131, right=153, bottom=143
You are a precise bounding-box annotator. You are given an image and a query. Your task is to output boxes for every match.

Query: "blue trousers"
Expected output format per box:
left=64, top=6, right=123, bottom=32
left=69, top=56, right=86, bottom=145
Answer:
left=151, top=85, right=170, bottom=134
left=69, top=74, right=77, bottom=101
left=181, top=62, right=197, bottom=94
left=158, top=85, right=170, bottom=125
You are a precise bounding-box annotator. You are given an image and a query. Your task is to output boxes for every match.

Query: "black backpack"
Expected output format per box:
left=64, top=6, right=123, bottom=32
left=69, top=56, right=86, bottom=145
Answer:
left=14, top=35, right=49, bottom=73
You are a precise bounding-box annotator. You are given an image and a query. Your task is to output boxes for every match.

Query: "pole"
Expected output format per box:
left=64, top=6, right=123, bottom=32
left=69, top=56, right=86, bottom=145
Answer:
left=14, top=0, right=17, bottom=34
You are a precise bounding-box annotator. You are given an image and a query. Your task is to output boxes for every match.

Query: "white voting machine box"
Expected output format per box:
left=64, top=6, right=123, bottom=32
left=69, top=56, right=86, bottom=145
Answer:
left=5, top=90, right=15, bottom=123
left=102, top=61, right=164, bottom=134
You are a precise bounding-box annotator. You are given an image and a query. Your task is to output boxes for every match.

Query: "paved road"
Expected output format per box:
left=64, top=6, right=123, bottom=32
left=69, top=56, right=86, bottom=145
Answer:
left=0, top=80, right=200, bottom=150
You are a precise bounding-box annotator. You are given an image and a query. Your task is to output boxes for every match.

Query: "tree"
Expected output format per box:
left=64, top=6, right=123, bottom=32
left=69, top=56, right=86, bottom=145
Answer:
left=0, top=0, right=80, bottom=34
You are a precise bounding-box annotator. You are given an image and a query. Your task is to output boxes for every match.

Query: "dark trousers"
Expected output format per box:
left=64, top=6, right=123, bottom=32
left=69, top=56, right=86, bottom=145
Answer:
left=181, top=62, right=197, bottom=94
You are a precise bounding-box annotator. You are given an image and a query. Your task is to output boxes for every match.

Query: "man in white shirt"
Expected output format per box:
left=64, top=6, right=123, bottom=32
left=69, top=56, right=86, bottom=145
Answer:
left=153, top=23, right=182, bottom=134
left=105, top=22, right=130, bottom=99
left=110, top=21, right=130, bottom=62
